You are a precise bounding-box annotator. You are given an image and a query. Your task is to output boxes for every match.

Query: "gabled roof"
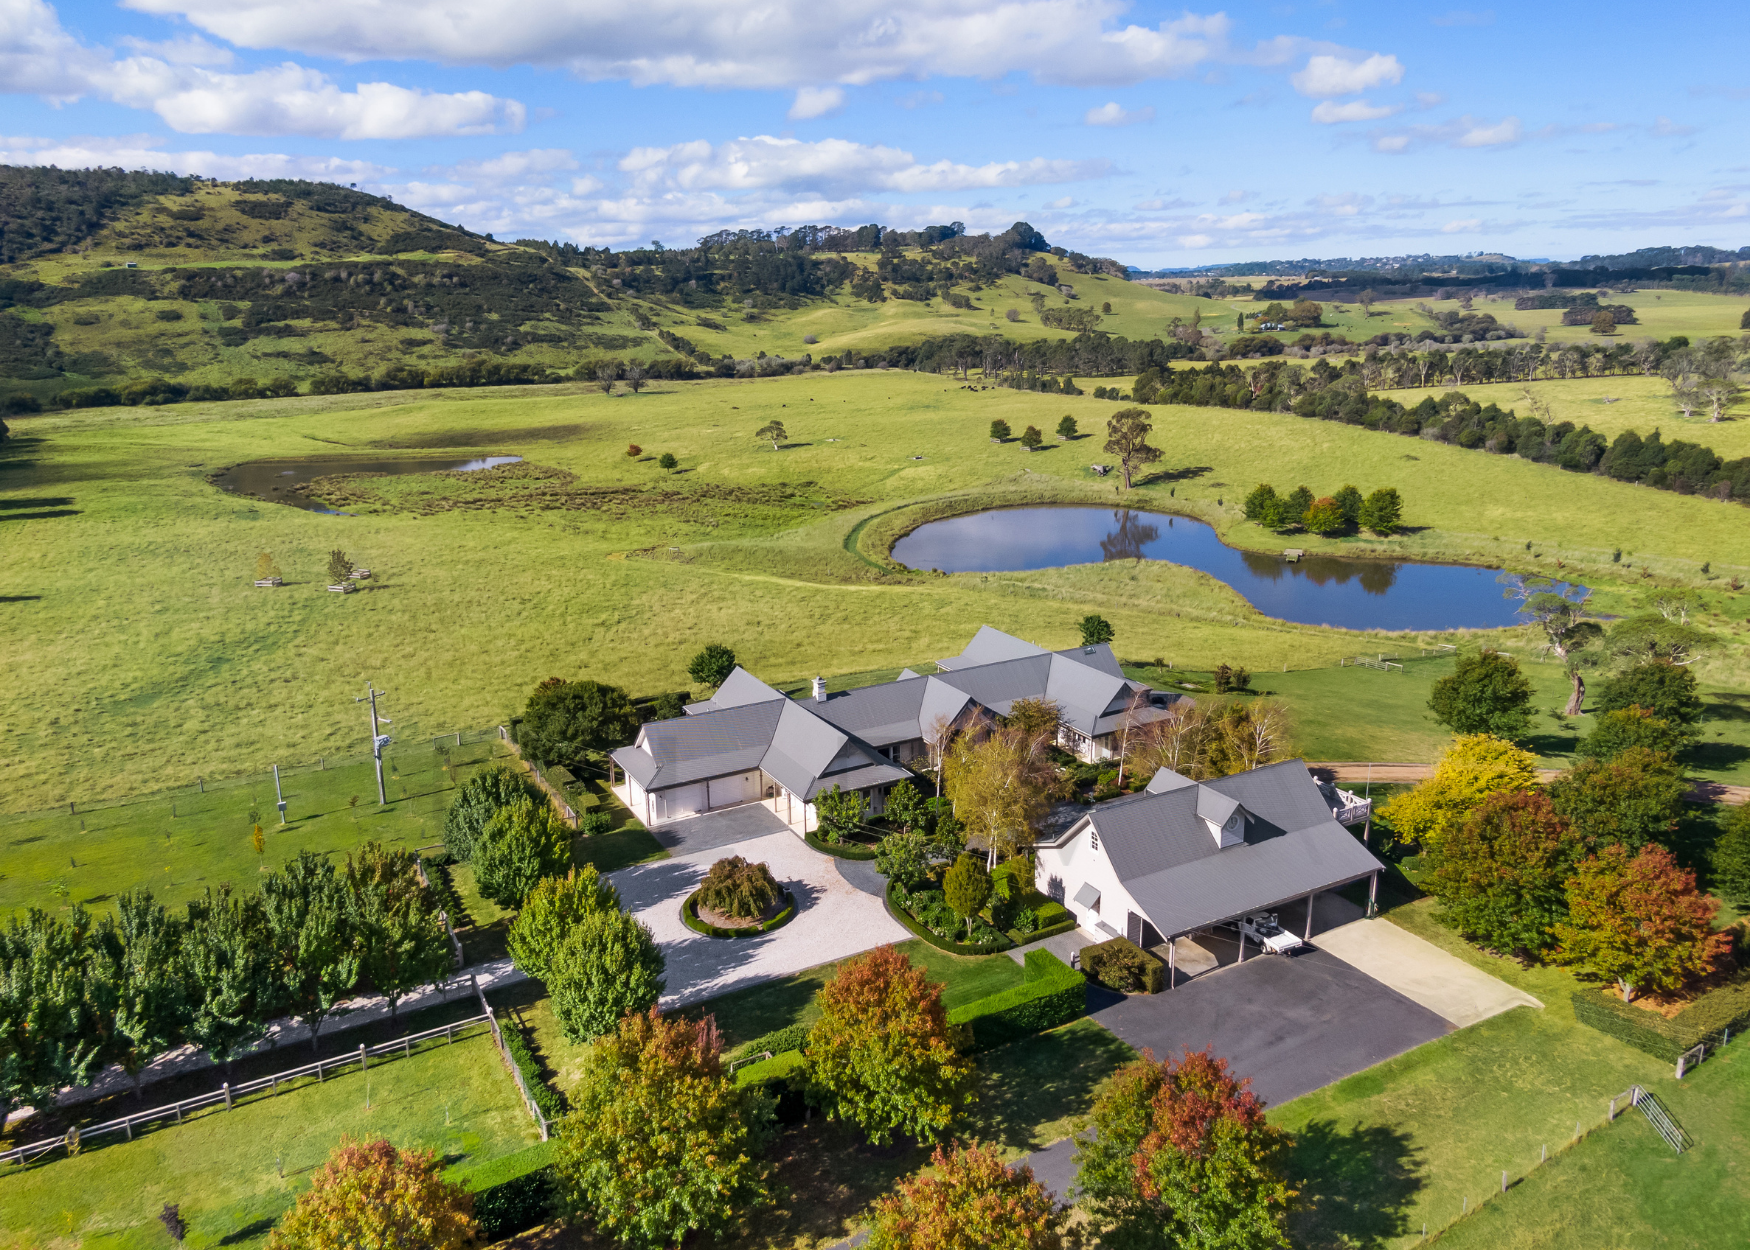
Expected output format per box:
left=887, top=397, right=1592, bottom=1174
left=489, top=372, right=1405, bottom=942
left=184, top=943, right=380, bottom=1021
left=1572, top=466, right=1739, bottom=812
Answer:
left=1050, top=760, right=1383, bottom=938
left=615, top=700, right=785, bottom=789
left=684, top=667, right=785, bottom=714
left=937, top=625, right=1048, bottom=669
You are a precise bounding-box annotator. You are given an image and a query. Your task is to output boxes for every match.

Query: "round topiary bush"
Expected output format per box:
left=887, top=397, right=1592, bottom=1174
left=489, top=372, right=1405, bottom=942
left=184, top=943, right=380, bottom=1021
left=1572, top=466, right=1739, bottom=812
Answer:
left=697, top=856, right=782, bottom=923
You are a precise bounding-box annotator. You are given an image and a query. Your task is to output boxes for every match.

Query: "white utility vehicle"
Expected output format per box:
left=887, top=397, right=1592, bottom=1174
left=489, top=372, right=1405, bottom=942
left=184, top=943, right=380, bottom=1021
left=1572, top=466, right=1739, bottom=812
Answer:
left=1239, top=912, right=1304, bottom=954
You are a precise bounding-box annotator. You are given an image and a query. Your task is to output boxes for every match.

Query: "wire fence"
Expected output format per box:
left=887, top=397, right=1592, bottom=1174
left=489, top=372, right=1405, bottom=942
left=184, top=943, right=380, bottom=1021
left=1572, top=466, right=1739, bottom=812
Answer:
left=472, top=973, right=549, bottom=1142
left=0, top=725, right=513, bottom=830
left=0, top=1015, right=494, bottom=1168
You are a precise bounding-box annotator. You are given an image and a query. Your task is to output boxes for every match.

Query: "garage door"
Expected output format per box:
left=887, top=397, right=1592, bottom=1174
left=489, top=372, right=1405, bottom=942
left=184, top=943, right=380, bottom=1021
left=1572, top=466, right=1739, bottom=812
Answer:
left=658, top=782, right=708, bottom=821
left=707, top=772, right=763, bottom=809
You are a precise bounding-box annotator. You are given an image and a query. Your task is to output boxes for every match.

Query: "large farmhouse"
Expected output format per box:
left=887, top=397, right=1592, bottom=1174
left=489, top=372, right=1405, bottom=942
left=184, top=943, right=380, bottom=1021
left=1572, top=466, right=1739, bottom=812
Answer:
left=609, top=626, right=1179, bottom=830
left=1033, top=759, right=1383, bottom=973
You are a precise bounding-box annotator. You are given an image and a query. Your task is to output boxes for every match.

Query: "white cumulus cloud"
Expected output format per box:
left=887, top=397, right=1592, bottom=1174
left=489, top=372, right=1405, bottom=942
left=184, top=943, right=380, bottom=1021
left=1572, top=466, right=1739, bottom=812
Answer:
left=1291, top=52, right=1404, bottom=98
left=788, top=86, right=845, bottom=119
left=1311, top=99, right=1399, bottom=124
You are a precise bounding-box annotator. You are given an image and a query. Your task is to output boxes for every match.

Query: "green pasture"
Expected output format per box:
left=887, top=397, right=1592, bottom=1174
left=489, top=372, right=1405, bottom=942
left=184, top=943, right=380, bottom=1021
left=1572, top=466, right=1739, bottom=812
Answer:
left=1419, top=373, right=1750, bottom=456
left=0, top=1028, right=538, bottom=1250
left=1428, top=1041, right=1750, bottom=1249
left=1270, top=897, right=1699, bottom=1249
left=1372, top=289, right=1747, bottom=347
left=0, top=736, right=514, bottom=920
left=8, top=368, right=1750, bottom=817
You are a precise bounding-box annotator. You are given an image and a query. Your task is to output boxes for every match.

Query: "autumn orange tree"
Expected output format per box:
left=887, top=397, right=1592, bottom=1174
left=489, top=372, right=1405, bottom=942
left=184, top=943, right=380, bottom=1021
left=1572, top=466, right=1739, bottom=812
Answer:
left=553, top=1008, right=774, bottom=1249
left=807, top=945, right=974, bottom=1145
left=1553, top=844, right=1734, bottom=1002
left=1074, top=1048, right=1292, bottom=1250
left=868, top=1141, right=1069, bottom=1250
left=268, top=1137, right=475, bottom=1250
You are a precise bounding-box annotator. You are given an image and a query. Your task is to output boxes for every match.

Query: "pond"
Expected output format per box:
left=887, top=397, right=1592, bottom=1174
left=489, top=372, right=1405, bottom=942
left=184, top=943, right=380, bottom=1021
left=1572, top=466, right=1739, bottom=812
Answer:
left=213, top=455, right=522, bottom=513
left=890, top=506, right=1575, bottom=631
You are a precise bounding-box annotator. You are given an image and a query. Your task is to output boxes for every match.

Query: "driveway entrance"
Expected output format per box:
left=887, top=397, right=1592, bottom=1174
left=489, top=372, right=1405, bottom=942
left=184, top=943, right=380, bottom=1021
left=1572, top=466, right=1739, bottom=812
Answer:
left=648, top=802, right=790, bottom=856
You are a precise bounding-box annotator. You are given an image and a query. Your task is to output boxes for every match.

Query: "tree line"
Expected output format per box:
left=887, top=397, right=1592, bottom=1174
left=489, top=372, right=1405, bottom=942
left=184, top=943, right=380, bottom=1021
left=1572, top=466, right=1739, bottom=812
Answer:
left=0, top=843, right=452, bottom=1120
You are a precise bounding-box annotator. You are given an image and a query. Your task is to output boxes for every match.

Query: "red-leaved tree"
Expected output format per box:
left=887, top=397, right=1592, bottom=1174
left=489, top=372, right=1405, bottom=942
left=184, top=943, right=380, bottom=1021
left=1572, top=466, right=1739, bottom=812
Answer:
left=268, top=1137, right=475, bottom=1250
left=1074, top=1048, right=1292, bottom=1249
left=868, top=1141, right=1069, bottom=1249
left=1554, top=844, right=1734, bottom=1002
left=806, top=945, right=973, bottom=1145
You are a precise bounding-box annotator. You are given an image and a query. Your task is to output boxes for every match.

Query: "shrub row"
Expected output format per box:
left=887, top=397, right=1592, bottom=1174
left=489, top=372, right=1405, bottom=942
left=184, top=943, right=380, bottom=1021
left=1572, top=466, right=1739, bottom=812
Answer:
left=1080, top=937, right=1167, bottom=994
left=884, top=880, right=1014, bottom=955
left=804, top=829, right=880, bottom=860
left=733, top=1022, right=812, bottom=1062
left=472, top=1165, right=556, bottom=1242
left=681, top=889, right=797, bottom=939
left=500, top=1018, right=567, bottom=1122
left=1011, top=909, right=1078, bottom=946
left=947, top=949, right=1088, bottom=1052
left=1570, top=974, right=1750, bottom=1063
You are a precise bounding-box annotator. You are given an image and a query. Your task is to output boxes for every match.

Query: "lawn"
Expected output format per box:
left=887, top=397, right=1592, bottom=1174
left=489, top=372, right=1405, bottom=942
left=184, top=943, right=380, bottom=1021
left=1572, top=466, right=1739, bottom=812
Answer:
left=1427, top=1040, right=1750, bottom=1248
left=0, top=1025, right=539, bottom=1250
left=1268, top=896, right=1705, bottom=1249
left=7, top=366, right=1750, bottom=827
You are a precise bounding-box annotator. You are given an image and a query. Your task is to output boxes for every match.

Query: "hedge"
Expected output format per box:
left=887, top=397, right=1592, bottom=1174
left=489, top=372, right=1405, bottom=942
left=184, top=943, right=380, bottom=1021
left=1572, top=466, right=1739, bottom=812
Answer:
left=450, top=1141, right=557, bottom=1243
left=885, top=879, right=1014, bottom=955
left=682, top=889, right=797, bottom=938
left=500, top=1017, right=567, bottom=1121
left=735, top=1022, right=812, bottom=1060
left=1570, top=973, right=1750, bottom=1063
left=805, top=829, right=880, bottom=860
left=948, top=949, right=1088, bottom=1051
left=1081, top=937, right=1166, bottom=995
left=733, top=1048, right=808, bottom=1086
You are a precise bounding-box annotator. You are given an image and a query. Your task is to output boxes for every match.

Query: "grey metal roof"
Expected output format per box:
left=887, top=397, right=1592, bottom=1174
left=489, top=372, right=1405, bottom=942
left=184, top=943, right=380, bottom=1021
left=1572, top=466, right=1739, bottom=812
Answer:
left=1058, top=760, right=1384, bottom=938
left=613, top=701, right=784, bottom=789
left=804, top=761, right=914, bottom=801
left=809, top=679, right=929, bottom=746
left=937, top=625, right=1049, bottom=669
left=1073, top=881, right=1102, bottom=909
left=1053, top=642, right=1126, bottom=679
left=685, top=667, right=785, bottom=714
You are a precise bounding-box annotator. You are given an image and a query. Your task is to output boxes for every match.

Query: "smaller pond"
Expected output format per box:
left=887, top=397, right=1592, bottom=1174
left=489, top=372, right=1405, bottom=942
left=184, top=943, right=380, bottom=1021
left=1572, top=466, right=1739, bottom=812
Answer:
left=891, top=506, right=1577, bottom=632
left=213, top=455, right=522, bottom=513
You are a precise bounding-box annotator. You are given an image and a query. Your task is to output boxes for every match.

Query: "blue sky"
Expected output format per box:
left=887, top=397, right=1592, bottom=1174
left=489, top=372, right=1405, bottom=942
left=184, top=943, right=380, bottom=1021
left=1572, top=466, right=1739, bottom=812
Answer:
left=5, top=0, right=1747, bottom=267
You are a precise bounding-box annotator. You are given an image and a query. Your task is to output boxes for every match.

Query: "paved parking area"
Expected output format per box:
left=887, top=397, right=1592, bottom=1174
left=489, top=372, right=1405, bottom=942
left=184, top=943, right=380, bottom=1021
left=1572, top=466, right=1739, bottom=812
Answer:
left=1316, top=917, right=1542, bottom=1027
left=1088, top=946, right=1452, bottom=1108
left=608, top=830, right=909, bottom=1009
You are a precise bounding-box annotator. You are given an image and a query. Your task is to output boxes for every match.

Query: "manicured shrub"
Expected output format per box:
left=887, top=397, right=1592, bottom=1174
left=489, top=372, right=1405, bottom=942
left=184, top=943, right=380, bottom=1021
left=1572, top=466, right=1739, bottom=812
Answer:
left=472, top=1167, right=554, bottom=1242
left=269, top=1137, right=476, bottom=1250
left=698, top=856, right=781, bottom=919
left=1081, top=937, right=1164, bottom=994
left=948, top=949, right=1087, bottom=1051
left=547, top=910, right=665, bottom=1043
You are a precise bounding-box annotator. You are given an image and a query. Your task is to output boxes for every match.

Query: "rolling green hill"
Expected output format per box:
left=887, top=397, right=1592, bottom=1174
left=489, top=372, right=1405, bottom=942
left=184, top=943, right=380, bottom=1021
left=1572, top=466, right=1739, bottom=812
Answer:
left=0, top=169, right=1212, bottom=408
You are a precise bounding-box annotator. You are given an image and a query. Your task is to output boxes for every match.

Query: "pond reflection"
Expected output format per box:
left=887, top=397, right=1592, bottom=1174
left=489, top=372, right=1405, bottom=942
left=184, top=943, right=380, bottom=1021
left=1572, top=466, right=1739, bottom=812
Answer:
left=891, top=506, right=1575, bottom=631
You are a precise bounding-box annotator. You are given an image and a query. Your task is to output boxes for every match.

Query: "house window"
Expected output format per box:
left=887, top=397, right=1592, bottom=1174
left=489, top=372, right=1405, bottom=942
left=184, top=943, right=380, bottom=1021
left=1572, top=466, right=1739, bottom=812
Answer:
left=1089, top=829, right=1099, bottom=852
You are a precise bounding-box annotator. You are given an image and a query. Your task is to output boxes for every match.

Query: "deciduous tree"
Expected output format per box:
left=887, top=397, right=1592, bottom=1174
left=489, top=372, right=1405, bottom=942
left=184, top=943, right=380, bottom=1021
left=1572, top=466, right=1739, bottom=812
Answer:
left=1377, top=734, right=1539, bottom=853
left=1357, top=487, right=1403, bottom=535
left=1428, top=650, right=1534, bottom=739
left=472, top=797, right=572, bottom=910
left=943, top=855, right=993, bottom=936
left=1074, top=1048, right=1292, bottom=1250
left=869, top=1141, right=1070, bottom=1250
left=506, top=866, right=619, bottom=983
left=807, top=945, right=973, bottom=1144
left=1019, top=425, right=1044, bottom=451
left=520, top=678, right=641, bottom=766
left=990, top=419, right=1011, bottom=442
left=344, top=843, right=453, bottom=1019
left=182, top=886, right=274, bottom=1068
left=554, top=1010, right=774, bottom=1250
left=1104, top=408, right=1162, bottom=489
left=1428, top=792, right=1582, bottom=959
left=1544, top=749, right=1686, bottom=855
left=260, top=852, right=361, bottom=1051
left=269, top=1137, right=476, bottom=1250
left=91, top=891, right=189, bottom=1095
left=1593, top=660, right=1704, bottom=727
left=1055, top=415, right=1077, bottom=440
left=944, top=723, right=1059, bottom=869
left=442, top=765, right=539, bottom=862
left=325, top=549, right=353, bottom=584
left=1553, top=845, right=1733, bottom=1002
left=1575, top=707, right=1692, bottom=762
left=814, top=784, right=866, bottom=845
left=756, top=420, right=787, bottom=449
left=1078, top=614, right=1115, bottom=647
left=1333, top=485, right=1363, bottom=528
left=547, top=909, right=665, bottom=1043
left=1710, top=802, right=1750, bottom=907
left=1301, top=496, right=1344, bottom=536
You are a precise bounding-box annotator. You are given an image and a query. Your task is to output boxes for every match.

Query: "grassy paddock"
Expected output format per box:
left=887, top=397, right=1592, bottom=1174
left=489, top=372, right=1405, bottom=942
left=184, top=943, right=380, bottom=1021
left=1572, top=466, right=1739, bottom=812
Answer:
left=6, top=369, right=1749, bottom=817
left=0, top=1024, right=538, bottom=1250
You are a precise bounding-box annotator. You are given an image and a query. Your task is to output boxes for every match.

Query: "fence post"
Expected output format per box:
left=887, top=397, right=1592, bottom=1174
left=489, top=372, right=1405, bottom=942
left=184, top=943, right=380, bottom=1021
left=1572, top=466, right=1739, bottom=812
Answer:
left=1501, top=1170, right=1507, bottom=1193
left=124, top=1117, right=132, bottom=1142
left=360, top=1044, right=368, bottom=1073
left=223, top=1082, right=233, bottom=1110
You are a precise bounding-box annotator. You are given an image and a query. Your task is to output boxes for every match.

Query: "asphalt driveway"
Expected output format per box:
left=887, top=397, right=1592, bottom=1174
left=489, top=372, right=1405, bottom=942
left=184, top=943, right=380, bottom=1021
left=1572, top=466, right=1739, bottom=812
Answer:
left=648, top=801, right=790, bottom=855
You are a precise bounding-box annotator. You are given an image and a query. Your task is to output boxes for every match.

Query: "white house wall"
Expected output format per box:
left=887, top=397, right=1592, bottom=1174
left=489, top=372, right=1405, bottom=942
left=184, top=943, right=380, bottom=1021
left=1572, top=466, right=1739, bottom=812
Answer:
left=1035, top=824, right=1149, bottom=940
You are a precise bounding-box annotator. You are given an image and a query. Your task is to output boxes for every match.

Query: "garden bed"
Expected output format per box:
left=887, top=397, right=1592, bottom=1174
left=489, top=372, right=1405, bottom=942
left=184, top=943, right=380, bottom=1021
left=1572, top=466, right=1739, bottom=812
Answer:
left=804, top=829, right=881, bottom=860
left=885, top=879, right=1014, bottom=955
left=681, top=888, right=798, bottom=939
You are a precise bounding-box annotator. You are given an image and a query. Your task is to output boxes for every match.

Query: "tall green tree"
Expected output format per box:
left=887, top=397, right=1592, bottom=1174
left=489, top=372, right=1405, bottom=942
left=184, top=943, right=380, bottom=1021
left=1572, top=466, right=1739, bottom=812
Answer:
left=547, top=909, right=666, bottom=1043
left=1074, top=1048, right=1292, bottom=1250
left=553, top=1010, right=774, bottom=1250
left=1104, top=408, right=1163, bottom=489
left=1428, top=650, right=1534, bottom=739
left=1428, top=791, right=1583, bottom=959
left=686, top=643, right=738, bottom=689
left=519, top=678, right=640, bottom=766
left=260, top=852, right=361, bottom=1051
left=1576, top=707, right=1692, bottom=762
left=345, top=844, right=454, bottom=1019
left=1710, top=802, right=1750, bottom=907
left=943, top=855, right=993, bottom=937
left=1544, top=749, right=1687, bottom=855
left=92, top=891, right=189, bottom=1095
left=182, top=886, right=274, bottom=1068
left=506, top=866, right=620, bottom=983
left=1512, top=580, right=1603, bottom=714
left=442, top=765, right=539, bottom=862
left=806, top=945, right=973, bottom=1145
left=0, top=908, right=107, bottom=1120
left=1357, top=487, right=1403, bottom=534
left=756, top=420, right=787, bottom=449
left=1332, top=484, right=1363, bottom=527
left=1593, top=660, right=1704, bottom=727
left=1079, top=614, right=1115, bottom=646
left=1242, top=484, right=1285, bottom=529
left=813, top=785, right=866, bottom=845
left=472, top=798, right=572, bottom=910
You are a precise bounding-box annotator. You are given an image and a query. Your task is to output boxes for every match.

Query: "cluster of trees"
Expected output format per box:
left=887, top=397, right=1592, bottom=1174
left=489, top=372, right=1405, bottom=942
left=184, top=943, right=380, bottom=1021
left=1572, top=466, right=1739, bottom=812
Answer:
left=1243, top=483, right=1404, bottom=536
left=0, top=844, right=453, bottom=1119
left=441, top=766, right=573, bottom=909
left=1382, top=734, right=1735, bottom=1001
left=0, top=165, right=196, bottom=264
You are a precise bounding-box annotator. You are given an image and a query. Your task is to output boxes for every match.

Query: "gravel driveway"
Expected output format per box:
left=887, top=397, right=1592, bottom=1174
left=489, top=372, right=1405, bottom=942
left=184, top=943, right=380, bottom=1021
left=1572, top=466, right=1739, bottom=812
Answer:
left=608, top=830, right=909, bottom=1010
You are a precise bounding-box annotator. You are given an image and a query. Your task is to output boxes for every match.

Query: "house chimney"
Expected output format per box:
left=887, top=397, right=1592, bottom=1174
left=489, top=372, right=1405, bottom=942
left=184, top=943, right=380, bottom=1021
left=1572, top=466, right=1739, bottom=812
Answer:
left=812, top=676, right=827, bottom=702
